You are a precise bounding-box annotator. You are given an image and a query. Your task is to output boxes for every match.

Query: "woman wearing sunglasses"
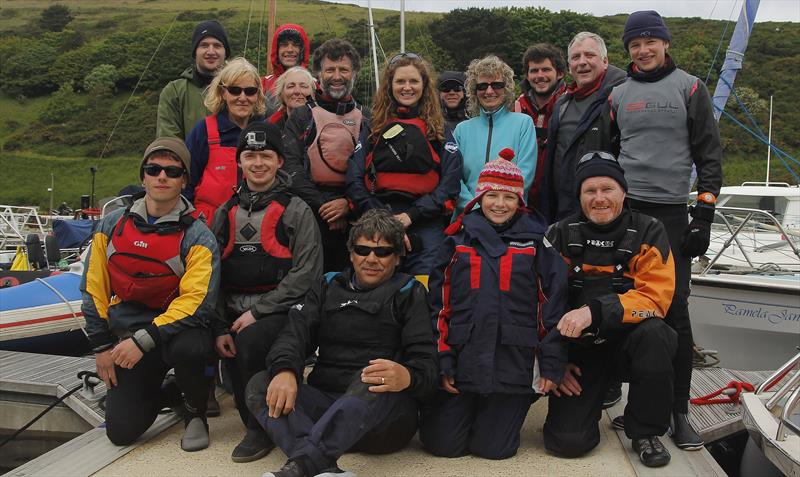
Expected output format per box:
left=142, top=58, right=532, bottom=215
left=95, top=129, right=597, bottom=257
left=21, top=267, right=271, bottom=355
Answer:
left=185, top=57, right=267, bottom=223
left=453, top=55, right=537, bottom=217
left=421, top=149, right=567, bottom=460
left=268, top=66, right=315, bottom=131
left=346, top=52, right=462, bottom=276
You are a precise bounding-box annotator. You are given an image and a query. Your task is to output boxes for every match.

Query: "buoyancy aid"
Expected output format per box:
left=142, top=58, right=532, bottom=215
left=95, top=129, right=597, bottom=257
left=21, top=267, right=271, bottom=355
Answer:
left=307, top=105, right=363, bottom=187
left=193, top=114, right=239, bottom=223
left=364, top=118, right=440, bottom=198
left=106, top=212, right=193, bottom=310
left=219, top=194, right=293, bottom=293
left=564, top=213, right=639, bottom=310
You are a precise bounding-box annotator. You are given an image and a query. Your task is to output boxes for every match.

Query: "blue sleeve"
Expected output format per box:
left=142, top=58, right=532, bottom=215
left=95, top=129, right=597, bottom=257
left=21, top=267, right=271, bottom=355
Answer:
left=516, top=115, right=538, bottom=205
left=410, top=131, right=462, bottom=221
left=345, top=125, right=386, bottom=214
left=453, top=123, right=476, bottom=215
left=185, top=119, right=210, bottom=203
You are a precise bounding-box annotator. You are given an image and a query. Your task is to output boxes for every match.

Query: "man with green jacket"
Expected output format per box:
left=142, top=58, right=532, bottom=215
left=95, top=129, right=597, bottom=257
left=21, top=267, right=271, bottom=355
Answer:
left=157, top=20, right=231, bottom=139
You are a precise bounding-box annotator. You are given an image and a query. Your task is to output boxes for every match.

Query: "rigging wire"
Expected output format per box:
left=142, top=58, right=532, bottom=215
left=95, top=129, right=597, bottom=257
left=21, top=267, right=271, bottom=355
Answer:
left=704, top=0, right=742, bottom=84
left=257, top=0, right=267, bottom=73
left=243, top=0, right=256, bottom=57
left=97, top=12, right=179, bottom=161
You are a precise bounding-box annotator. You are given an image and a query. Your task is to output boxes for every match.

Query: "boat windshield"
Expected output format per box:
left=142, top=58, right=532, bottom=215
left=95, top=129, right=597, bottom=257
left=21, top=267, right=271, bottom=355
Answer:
left=716, top=194, right=787, bottom=221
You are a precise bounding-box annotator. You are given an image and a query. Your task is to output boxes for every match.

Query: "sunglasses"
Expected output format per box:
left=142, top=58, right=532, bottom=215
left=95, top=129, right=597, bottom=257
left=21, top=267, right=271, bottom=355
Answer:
left=578, top=151, right=619, bottom=165
left=142, top=164, right=186, bottom=178
left=352, top=245, right=397, bottom=258
left=475, top=81, right=506, bottom=91
left=439, top=85, right=463, bottom=93
left=222, top=85, right=259, bottom=97
left=389, top=52, right=422, bottom=65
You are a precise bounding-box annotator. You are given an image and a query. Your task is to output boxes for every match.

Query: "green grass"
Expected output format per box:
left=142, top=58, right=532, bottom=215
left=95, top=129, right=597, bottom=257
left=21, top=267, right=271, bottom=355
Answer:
left=0, top=93, right=48, bottom=147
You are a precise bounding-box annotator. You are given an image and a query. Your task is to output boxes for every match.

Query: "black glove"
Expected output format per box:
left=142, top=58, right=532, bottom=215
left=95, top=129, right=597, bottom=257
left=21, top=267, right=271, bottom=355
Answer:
left=681, top=204, right=714, bottom=257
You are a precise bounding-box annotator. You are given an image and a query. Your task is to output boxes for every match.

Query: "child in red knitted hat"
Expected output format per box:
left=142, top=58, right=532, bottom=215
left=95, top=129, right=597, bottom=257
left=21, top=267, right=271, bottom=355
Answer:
left=421, top=148, right=569, bottom=459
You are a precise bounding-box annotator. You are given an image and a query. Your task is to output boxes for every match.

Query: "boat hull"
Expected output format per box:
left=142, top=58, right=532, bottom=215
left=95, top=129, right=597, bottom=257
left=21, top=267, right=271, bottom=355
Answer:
left=689, top=273, right=800, bottom=370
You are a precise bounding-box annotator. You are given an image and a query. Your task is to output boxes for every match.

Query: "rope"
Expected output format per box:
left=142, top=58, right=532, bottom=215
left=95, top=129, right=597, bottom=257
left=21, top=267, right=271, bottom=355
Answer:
left=98, top=12, right=180, bottom=161
left=690, top=380, right=754, bottom=405
left=34, top=275, right=88, bottom=337
left=256, top=0, right=266, bottom=73
left=243, top=0, right=256, bottom=57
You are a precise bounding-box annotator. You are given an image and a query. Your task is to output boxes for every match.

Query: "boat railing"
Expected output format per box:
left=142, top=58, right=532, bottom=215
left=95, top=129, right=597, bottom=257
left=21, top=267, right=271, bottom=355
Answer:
left=100, top=195, right=132, bottom=218
left=0, top=205, right=50, bottom=249
left=754, top=349, right=800, bottom=442
left=701, top=205, right=800, bottom=274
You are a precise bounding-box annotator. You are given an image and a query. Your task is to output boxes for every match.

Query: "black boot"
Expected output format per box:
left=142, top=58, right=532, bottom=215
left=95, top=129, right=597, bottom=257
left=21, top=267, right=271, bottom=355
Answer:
left=231, top=427, right=274, bottom=463
left=632, top=436, right=671, bottom=467
left=603, top=381, right=622, bottom=409
left=670, top=411, right=704, bottom=450
left=262, top=459, right=307, bottom=477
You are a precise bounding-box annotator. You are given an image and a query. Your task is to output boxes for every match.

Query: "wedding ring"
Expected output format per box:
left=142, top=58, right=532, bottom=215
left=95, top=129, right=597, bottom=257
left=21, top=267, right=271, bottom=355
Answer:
left=381, top=377, right=385, bottom=384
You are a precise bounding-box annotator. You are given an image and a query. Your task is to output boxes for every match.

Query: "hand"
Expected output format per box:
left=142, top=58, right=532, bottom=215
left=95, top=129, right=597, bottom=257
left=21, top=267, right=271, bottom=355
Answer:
left=681, top=217, right=712, bottom=257
left=361, top=358, right=411, bottom=393
left=403, top=234, right=412, bottom=252
left=552, top=364, right=582, bottom=397
left=328, top=217, right=348, bottom=231
left=231, top=310, right=256, bottom=333
left=394, top=213, right=412, bottom=229
left=557, top=307, right=592, bottom=338
left=95, top=350, right=118, bottom=388
left=266, top=370, right=298, bottom=418
left=538, top=377, right=557, bottom=394
left=441, top=375, right=459, bottom=394
left=215, top=334, right=236, bottom=358
left=319, top=198, right=349, bottom=223
left=110, top=338, right=143, bottom=369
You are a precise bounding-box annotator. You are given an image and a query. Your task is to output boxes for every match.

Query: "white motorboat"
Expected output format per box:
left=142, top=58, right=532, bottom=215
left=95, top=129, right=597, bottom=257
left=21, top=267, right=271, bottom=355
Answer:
left=689, top=183, right=800, bottom=371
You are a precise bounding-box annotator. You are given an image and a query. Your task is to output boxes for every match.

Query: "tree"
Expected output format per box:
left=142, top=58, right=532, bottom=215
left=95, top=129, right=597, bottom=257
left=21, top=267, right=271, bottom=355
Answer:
left=39, top=4, right=73, bottom=33
left=84, top=64, right=119, bottom=94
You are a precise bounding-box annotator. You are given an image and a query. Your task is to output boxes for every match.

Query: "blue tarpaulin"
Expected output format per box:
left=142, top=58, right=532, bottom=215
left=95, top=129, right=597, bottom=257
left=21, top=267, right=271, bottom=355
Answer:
left=52, top=219, right=96, bottom=249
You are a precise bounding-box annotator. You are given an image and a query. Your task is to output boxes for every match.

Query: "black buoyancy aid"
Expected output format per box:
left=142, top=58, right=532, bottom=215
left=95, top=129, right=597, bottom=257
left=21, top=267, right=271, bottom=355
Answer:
left=365, top=118, right=440, bottom=197
left=107, top=211, right=193, bottom=310
left=312, top=272, right=415, bottom=383
left=220, top=194, right=293, bottom=293
left=308, top=105, right=363, bottom=187
left=564, top=213, right=639, bottom=309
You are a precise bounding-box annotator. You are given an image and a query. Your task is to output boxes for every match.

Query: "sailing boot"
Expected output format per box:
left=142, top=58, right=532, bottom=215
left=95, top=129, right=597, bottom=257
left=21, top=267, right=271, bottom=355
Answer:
left=602, top=381, right=623, bottom=409
left=231, top=426, right=274, bottom=463
left=181, top=416, right=209, bottom=452
left=670, top=411, right=704, bottom=450
left=632, top=436, right=671, bottom=467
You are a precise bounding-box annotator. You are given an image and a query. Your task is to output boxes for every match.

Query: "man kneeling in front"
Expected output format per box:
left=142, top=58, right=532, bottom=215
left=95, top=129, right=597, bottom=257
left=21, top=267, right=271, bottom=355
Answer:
left=543, top=152, right=678, bottom=467
left=246, top=209, right=438, bottom=477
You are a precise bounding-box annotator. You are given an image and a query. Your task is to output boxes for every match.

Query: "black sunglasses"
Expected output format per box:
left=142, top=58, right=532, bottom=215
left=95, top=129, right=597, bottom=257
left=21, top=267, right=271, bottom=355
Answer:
left=475, top=81, right=506, bottom=91
left=222, top=85, right=259, bottom=97
left=142, top=164, right=186, bottom=178
left=439, top=85, right=463, bottom=93
left=352, top=245, right=397, bottom=258
left=578, top=151, right=619, bottom=165
left=389, top=52, right=422, bottom=65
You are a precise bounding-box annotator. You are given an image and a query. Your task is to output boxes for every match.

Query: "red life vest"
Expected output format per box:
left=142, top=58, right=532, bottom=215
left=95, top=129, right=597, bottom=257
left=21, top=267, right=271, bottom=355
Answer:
left=364, top=118, right=440, bottom=197
left=193, top=114, right=238, bottom=224
left=106, top=214, right=186, bottom=310
left=220, top=196, right=293, bottom=293
left=308, top=106, right=363, bottom=187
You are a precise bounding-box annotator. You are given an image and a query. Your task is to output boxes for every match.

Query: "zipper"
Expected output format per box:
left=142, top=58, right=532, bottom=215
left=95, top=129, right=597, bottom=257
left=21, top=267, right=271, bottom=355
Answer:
left=484, top=113, right=494, bottom=163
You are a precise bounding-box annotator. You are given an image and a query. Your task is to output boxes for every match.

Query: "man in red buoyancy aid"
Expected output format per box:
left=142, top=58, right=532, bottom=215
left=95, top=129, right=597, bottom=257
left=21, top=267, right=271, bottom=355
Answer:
left=209, top=122, right=322, bottom=464
left=81, top=137, right=221, bottom=452
left=283, top=39, right=369, bottom=272
left=262, top=24, right=310, bottom=103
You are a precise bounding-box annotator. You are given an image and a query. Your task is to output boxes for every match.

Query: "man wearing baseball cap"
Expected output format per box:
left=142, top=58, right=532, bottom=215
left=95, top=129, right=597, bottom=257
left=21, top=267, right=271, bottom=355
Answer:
left=157, top=20, right=231, bottom=139
left=438, top=71, right=467, bottom=133
left=209, top=122, right=322, bottom=463
left=543, top=152, right=678, bottom=468
left=81, top=137, right=221, bottom=452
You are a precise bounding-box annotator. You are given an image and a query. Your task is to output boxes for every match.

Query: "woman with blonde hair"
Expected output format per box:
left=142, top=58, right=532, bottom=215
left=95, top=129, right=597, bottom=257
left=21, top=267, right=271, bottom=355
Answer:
left=268, top=66, right=315, bottom=130
left=454, top=55, right=537, bottom=216
left=346, top=52, right=462, bottom=276
left=186, top=57, right=266, bottom=222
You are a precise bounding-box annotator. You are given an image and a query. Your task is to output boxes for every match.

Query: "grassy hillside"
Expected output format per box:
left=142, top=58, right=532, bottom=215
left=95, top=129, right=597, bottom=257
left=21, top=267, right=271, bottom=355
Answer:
left=0, top=1, right=797, bottom=209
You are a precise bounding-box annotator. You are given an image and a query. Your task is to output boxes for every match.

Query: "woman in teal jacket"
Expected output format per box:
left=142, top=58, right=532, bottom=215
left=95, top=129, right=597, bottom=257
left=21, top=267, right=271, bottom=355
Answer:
left=454, top=55, right=537, bottom=215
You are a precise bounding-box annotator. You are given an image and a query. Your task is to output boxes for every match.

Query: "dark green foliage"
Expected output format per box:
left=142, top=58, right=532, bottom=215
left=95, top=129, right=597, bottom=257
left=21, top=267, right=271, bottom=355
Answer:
left=39, top=4, right=73, bottom=33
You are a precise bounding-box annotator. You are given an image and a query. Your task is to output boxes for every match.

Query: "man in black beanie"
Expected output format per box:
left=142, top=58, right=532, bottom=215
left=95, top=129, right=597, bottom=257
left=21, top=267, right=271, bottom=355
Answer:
left=609, top=10, right=722, bottom=451
left=157, top=20, right=231, bottom=139
left=437, top=71, right=467, bottom=133
left=543, top=151, right=678, bottom=468
left=209, top=122, right=322, bottom=463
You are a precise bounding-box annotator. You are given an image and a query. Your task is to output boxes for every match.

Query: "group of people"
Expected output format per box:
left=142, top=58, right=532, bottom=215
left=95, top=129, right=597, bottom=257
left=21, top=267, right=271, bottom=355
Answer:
left=81, top=8, right=722, bottom=477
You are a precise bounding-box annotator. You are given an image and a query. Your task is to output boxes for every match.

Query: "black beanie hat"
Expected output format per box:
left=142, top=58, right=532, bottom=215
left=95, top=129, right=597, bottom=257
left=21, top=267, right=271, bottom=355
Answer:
left=623, top=10, right=671, bottom=50
left=438, top=70, right=466, bottom=89
left=236, top=122, right=284, bottom=162
left=192, top=20, right=231, bottom=59
left=574, top=151, right=628, bottom=197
